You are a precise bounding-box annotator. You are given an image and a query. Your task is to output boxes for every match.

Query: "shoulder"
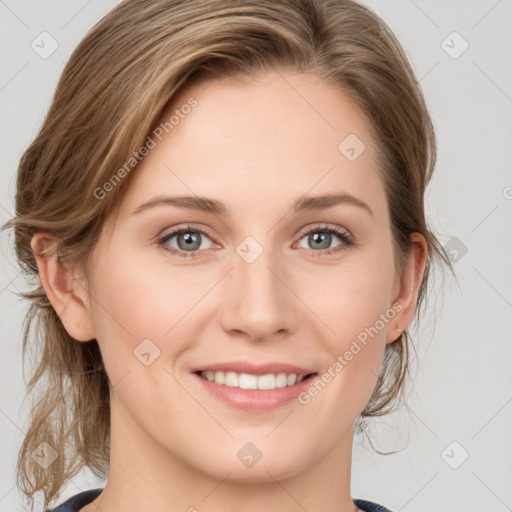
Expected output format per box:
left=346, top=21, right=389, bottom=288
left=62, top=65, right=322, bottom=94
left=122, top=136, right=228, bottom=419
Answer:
left=43, top=488, right=103, bottom=512
left=354, top=498, right=395, bottom=512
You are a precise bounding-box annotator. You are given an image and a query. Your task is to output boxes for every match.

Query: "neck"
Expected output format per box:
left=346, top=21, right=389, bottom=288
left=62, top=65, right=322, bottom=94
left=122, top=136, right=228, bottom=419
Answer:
left=83, top=397, right=359, bottom=512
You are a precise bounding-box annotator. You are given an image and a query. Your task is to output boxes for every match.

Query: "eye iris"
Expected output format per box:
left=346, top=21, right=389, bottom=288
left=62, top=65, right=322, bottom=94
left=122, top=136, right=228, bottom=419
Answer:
left=178, top=232, right=201, bottom=251
left=309, top=232, right=331, bottom=250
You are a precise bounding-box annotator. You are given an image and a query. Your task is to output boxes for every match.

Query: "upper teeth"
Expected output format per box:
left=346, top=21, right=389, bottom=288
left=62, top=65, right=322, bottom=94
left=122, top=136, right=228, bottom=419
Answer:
left=200, top=371, right=304, bottom=390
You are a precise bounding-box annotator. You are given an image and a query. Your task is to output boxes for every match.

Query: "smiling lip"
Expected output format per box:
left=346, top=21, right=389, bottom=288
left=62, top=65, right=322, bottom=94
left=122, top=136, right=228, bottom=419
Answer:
left=191, top=361, right=314, bottom=375
left=190, top=361, right=317, bottom=411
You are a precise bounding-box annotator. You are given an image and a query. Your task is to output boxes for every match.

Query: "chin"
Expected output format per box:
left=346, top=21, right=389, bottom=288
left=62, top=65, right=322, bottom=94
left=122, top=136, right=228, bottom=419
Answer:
left=188, top=440, right=313, bottom=484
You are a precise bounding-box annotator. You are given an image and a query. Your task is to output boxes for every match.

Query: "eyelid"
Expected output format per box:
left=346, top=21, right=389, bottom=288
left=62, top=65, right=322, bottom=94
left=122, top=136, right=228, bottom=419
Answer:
left=157, top=222, right=215, bottom=241
left=295, top=223, right=352, bottom=240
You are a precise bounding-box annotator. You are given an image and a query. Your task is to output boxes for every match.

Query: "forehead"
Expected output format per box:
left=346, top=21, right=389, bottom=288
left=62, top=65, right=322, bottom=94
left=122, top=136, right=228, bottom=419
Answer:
left=119, top=71, right=385, bottom=218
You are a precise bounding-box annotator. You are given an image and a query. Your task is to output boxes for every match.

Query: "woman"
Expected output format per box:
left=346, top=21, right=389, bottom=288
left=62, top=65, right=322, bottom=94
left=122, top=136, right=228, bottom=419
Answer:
left=3, top=0, right=453, bottom=511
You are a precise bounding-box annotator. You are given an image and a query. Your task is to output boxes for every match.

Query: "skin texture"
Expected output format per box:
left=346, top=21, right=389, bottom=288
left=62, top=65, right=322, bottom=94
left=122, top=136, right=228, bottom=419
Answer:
left=32, top=70, right=426, bottom=512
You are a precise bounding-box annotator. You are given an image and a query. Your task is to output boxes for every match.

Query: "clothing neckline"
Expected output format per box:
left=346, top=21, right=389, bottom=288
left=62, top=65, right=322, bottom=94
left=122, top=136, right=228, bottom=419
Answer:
left=45, top=487, right=394, bottom=512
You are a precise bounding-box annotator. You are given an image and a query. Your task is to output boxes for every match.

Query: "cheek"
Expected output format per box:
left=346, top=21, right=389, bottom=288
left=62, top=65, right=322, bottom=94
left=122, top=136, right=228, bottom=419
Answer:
left=304, top=249, right=396, bottom=352
left=86, top=253, right=195, bottom=423
left=87, top=247, right=219, bottom=381
left=297, top=246, right=396, bottom=408
left=86, top=251, right=176, bottom=374
left=90, top=249, right=195, bottom=337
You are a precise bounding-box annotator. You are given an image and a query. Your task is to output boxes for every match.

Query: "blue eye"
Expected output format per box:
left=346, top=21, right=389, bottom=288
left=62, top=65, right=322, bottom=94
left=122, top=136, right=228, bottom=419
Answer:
left=158, top=225, right=213, bottom=258
left=157, top=224, right=354, bottom=259
left=296, top=225, right=354, bottom=256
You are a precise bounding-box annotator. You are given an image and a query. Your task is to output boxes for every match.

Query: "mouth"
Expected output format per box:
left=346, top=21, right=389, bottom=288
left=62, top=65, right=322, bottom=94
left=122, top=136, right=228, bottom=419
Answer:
left=191, top=362, right=318, bottom=410
left=195, top=370, right=316, bottom=390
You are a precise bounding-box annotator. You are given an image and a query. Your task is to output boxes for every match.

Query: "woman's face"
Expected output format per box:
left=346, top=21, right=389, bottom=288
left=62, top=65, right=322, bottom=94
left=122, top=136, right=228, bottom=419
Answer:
left=82, top=71, right=418, bottom=482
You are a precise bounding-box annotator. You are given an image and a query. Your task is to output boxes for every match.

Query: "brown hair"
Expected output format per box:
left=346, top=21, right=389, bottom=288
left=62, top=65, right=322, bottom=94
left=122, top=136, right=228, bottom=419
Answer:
left=3, top=0, right=454, bottom=509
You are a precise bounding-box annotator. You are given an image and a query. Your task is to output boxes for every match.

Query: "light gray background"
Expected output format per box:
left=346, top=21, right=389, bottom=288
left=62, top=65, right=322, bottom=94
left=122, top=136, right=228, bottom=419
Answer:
left=1, top=1, right=511, bottom=511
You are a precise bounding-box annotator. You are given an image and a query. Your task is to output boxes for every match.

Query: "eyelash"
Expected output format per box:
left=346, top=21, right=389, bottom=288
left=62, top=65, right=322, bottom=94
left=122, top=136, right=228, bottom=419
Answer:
left=157, top=223, right=355, bottom=259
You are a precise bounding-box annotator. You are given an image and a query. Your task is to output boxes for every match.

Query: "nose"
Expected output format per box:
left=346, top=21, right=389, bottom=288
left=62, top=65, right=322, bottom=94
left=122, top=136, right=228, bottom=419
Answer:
left=219, top=240, right=298, bottom=343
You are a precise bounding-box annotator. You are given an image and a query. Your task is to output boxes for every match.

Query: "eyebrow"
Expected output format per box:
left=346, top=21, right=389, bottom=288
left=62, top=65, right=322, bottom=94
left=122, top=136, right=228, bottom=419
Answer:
left=293, top=193, right=374, bottom=217
left=131, top=192, right=374, bottom=218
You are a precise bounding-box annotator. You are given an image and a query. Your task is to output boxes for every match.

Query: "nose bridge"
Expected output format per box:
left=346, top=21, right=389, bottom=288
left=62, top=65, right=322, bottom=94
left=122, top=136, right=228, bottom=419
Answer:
left=220, top=235, right=295, bottom=339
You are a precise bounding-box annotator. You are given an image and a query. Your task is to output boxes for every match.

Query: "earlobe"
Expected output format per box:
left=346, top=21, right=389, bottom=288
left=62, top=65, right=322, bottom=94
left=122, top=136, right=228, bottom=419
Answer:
left=31, top=233, right=96, bottom=342
left=386, top=233, right=427, bottom=344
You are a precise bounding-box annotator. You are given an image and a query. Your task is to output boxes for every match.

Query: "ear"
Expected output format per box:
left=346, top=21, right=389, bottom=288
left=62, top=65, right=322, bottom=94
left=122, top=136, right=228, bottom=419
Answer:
left=31, top=233, right=96, bottom=342
left=386, top=232, right=427, bottom=344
